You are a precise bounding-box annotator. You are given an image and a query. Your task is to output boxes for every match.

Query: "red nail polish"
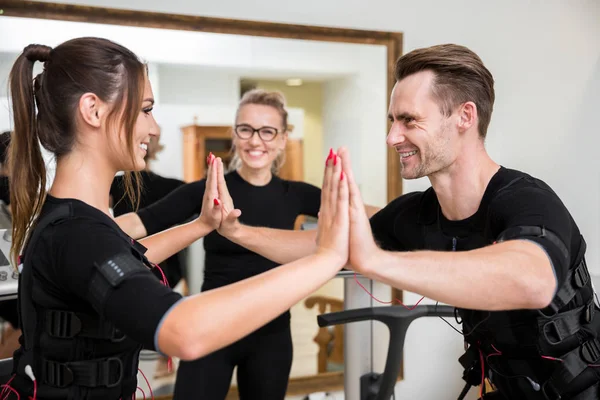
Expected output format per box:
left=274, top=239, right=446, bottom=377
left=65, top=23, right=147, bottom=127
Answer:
left=327, top=148, right=334, bottom=160
left=333, top=155, right=337, bottom=166
left=340, top=171, right=344, bottom=180
left=213, top=198, right=220, bottom=206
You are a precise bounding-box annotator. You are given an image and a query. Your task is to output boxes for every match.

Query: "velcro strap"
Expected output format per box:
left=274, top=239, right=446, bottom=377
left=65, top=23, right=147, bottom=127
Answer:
left=546, top=259, right=591, bottom=314
left=540, top=301, right=595, bottom=345
left=571, top=381, right=600, bottom=400
left=89, top=252, right=145, bottom=309
left=42, top=357, right=123, bottom=388
left=496, top=226, right=569, bottom=261
left=541, top=339, right=600, bottom=399
left=44, top=310, right=125, bottom=342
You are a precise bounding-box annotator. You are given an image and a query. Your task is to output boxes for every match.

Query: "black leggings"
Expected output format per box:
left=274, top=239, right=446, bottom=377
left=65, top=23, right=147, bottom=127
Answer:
left=173, top=325, right=293, bottom=400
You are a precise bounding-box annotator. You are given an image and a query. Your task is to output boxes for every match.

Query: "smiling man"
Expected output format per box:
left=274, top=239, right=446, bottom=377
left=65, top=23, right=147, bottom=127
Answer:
left=215, top=44, right=600, bottom=399
left=340, top=44, right=600, bottom=399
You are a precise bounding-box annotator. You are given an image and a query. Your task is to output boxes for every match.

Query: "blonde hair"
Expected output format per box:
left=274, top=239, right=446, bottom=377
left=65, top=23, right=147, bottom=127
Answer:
left=229, top=89, right=288, bottom=174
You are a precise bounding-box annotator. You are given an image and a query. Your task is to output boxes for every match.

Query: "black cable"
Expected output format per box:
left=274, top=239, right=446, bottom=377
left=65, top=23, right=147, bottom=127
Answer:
left=435, top=301, right=491, bottom=337
left=457, top=382, right=471, bottom=400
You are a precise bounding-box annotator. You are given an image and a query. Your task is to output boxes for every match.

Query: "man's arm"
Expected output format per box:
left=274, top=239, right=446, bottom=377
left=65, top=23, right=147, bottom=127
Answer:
left=226, top=226, right=317, bottom=265
left=221, top=203, right=380, bottom=265
left=338, top=147, right=559, bottom=312
left=365, top=241, right=556, bottom=311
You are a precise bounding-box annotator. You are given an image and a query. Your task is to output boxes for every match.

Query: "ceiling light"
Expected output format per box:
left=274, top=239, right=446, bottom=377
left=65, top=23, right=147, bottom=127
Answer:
left=286, top=78, right=303, bottom=86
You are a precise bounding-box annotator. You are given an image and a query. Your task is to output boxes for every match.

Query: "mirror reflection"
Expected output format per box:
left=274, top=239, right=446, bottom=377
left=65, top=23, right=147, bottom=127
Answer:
left=0, top=14, right=388, bottom=399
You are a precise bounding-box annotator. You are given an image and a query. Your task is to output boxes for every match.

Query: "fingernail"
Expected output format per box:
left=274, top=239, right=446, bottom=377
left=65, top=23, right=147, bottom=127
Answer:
left=340, top=171, right=344, bottom=180
left=333, top=155, right=337, bottom=166
left=213, top=198, right=220, bottom=206
left=327, top=148, right=334, bottom=160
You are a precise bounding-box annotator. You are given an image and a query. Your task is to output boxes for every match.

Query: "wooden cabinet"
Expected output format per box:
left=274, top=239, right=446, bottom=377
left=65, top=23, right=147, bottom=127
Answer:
left=181, top=124, right=303, bottom=183
left=181, top=125, right=234, bottom=183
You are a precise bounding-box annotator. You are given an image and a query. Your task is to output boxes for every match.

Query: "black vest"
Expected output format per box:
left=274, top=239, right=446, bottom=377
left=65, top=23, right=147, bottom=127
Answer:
left=415, top=178, right=600, bottom=399
left=11, top=202, right=157, bottom=399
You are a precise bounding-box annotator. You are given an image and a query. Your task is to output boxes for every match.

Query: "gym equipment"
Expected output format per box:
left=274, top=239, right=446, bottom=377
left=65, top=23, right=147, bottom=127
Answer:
left=0, top=202, right=17, bottom=301
left=0, top=200, right=16, bottom=378
left=331, top=271, right=454, bottom=400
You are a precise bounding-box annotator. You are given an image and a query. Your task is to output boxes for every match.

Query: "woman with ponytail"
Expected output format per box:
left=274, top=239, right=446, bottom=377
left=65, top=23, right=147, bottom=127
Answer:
left=6, top=39, right=351, bottom=400
left=116, top=89, right=324, bottom=399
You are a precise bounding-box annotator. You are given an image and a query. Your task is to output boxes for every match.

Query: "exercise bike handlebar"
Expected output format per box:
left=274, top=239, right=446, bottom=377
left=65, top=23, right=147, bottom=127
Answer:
left=318, top=304, right=455, bottom=400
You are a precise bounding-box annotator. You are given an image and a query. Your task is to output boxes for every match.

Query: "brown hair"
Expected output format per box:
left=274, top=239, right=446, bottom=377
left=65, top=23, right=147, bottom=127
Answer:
left=394, top=44, right=495, bottom=138
left=229, top=89, right=289, bottom=174
left=8, top=37, right=146, bottom=265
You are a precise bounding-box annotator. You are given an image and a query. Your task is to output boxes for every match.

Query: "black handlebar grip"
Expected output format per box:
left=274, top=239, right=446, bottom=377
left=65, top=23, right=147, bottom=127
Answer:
left=318, top=305, right=455, bottom=400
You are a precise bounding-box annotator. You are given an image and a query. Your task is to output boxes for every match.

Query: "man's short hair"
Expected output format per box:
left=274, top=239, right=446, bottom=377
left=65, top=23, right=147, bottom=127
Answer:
left=395, top=44, right=495, bottom=138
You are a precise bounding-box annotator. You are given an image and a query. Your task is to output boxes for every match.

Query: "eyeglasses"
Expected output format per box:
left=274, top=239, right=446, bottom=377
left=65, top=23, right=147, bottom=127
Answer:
left=234, top=124, right=280, bottom=142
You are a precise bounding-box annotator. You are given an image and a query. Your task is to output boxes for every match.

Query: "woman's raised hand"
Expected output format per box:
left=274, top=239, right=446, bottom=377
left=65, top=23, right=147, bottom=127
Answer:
left=315, top=148, right=350, bottom=268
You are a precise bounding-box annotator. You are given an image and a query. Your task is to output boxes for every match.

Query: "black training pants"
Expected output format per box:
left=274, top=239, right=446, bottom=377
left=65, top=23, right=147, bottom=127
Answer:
left=173, top=325, right=293, bottom=400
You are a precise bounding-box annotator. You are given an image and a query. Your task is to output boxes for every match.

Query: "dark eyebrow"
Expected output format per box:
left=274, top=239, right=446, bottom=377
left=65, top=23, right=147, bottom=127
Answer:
left=388, top=112, right=417, bottom=121
left=397, top=112, right=417, bottom=120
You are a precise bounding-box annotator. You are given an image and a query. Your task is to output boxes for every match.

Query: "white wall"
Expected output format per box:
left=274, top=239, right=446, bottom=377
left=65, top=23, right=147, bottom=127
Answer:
left=0, top=16, right=387, bottom=204
left=11, top=1, right=600, bottom=399
left=322, top=42, right=387, bottom=206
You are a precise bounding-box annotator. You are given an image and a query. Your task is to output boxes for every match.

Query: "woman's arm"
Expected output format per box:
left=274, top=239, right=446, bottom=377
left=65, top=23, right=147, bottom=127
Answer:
left=115, top=212, right=147, bottom=239
left=139, top=220, right=213, bottom=264
left=157, top=149, right=350, bottom=360
left=118, top=156, right=223, bottom=263
left=115, top=180, right=206, bottom=239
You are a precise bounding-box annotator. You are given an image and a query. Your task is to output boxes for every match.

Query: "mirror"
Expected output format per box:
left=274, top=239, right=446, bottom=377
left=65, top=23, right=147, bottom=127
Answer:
left=0, top=2, right=403, bottom=398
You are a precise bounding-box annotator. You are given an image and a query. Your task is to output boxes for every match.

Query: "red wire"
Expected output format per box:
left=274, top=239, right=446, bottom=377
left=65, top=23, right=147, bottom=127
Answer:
left=153, top=263, right=169, bottom=288
left=138, top=368, right=154, bottom=400
left=136, top=387, right=146, bottom=400
left=1, top=376, right=15, bottom=399
left=0, top=384, right=19, bottom=400
left=353, top=273, right=425, bottom=310
left=541, top=355, right=563, bottom=362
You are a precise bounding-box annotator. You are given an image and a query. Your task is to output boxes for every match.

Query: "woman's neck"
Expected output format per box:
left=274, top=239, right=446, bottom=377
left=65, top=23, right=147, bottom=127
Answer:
left=49, top=152, right=116, bottom=217
left=237, top=165, right=272, bottom=186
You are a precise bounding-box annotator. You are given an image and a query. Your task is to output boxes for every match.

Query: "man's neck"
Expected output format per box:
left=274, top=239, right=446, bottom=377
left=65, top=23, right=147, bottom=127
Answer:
left=429, top=148, right=500, bottom=221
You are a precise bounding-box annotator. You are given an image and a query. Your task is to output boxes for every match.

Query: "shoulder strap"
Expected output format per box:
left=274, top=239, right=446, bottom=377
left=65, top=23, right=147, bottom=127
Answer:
left=19, top=203, right=72, bottom=351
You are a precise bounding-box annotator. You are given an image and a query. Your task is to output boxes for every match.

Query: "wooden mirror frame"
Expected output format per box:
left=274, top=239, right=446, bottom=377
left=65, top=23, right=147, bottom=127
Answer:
left=0, top=1, right=405, bottom=397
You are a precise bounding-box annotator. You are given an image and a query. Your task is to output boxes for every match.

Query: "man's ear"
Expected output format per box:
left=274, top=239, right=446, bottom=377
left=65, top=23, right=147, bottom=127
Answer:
left=457, top=101, right=477, bottom=133
left=78, top=92, right=103, bottom=129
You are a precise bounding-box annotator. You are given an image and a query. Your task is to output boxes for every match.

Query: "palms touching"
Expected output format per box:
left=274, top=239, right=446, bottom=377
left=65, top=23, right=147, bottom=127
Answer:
left=206, top=148, right=370, bottom=271
left=337, top=147, right=380, bottom=273
left=198, top=153, right=225, bottom=229
left=315, top=149, right=350, bottom=266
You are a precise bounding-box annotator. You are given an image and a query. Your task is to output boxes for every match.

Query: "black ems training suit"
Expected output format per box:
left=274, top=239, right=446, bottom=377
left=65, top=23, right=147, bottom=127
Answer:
left=369, top=167, right=600, bottom=399
left=10, top=196, right=182, bottom=399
